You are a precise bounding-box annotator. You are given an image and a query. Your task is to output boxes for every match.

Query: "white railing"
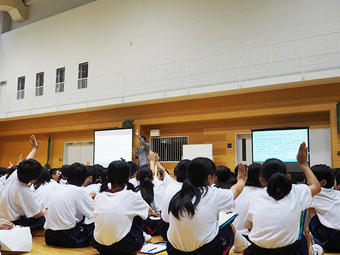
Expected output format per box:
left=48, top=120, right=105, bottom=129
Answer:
left=1, top=31, right=340, bottom=118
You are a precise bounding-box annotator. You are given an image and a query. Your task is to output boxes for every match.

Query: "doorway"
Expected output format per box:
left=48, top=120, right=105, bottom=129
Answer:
left=64, top=141, right=93, bottom=165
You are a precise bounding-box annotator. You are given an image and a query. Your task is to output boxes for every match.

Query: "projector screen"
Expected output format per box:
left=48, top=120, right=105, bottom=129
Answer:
left=94, top=129, right=133, bottom=167
left=252, top=127, right=309, bottom=163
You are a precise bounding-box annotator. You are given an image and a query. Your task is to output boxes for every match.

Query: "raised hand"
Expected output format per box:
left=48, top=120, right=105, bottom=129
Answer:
left=237, top=163, right=248, bottom=183
left=29, top=135, right=40, bottom=149
left=297, top=142, right=308, bottom=166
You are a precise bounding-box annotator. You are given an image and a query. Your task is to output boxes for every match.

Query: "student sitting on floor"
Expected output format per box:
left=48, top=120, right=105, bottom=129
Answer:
left=59, top=164, right=70, bottom=185
left=164, top=157, right=248, bottom=255
left=127, top=161, right=139, bottom=187
left=49, top=168, right=61, bottom=185
left=0, top=158, right=46, bottom=232
left=31, top=167, right=53, bottom=210
left=334, top=168, right=340, bottom=191
left=214, top=165, right=235, bottom=189
left=93, top=160, right=149, bottom=255
left=44, top=163, right=95, bottom=248
left=243, top=142, right=321, bottom=255
left=309, top=164, right=340, bottom=253
left=83, top=165, right=102, bottom=197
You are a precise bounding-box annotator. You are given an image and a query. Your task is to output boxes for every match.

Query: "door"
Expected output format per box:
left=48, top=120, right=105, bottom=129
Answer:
left=235, top=133, right=252, bottom=165
left=64, top=141, right=93, bottom=165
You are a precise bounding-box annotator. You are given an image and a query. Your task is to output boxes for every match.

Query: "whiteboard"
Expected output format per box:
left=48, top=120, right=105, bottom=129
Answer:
left=182, top=144, right=213, bottom=160
left=309, top=128, right=332, bottom=167
left=94, top=129, right=132, bottom=167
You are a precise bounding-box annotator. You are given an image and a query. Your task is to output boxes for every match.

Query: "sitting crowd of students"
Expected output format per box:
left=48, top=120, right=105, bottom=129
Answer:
left=0, top=135, right=339, bottom=255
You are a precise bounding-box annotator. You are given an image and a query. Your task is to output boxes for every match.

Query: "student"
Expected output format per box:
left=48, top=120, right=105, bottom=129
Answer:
left=243, top=142, right=321, bottom=255
left=127, top=161, right=139, bottom=187
left=0, top=159, right=46, bottom=231
left=93, top=160, right=149, bottom=255
left=215, top=165, right=235, bottom=189
left=49, top=168, right=61, bottom=184
left=290, top=171, right=307, bottom=184
left=84, top=165, right=101, bottom=196
left=32, top=167, right=52, bottom=210
left=334, top=168, right=340, bottom=190
left=44, top=163, right=94, bottom=248
left=164, top=157, right=247, bottom=255
left=309, top=164, right=340, bottom=252
left=59, top=164, right=70, bottom=185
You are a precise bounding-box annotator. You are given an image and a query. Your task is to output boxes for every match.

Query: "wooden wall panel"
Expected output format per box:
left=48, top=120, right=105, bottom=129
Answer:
left=0, top=83, right=339, bottom=170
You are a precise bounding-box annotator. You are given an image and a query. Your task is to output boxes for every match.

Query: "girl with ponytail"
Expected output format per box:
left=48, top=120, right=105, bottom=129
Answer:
left=93, top=160, right=149, bottom=255
left=244, top=142, right=321, bottom=255
left=164, top=157, right=248, bottom=255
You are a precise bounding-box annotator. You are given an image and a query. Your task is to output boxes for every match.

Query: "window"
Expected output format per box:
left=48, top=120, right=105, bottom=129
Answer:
left=56, top=67, right=65, bottom=93
left=150, top=136, right=189, bottom=162
left=35, top=72, right=44, bottom=96
left=78, top=62, right=88, bottom=89
left=17, top=76, right=25, bottom=100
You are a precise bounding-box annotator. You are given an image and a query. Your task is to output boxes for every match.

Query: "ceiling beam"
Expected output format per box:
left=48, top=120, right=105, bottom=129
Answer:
left=0, top=0, right=28, bottom=22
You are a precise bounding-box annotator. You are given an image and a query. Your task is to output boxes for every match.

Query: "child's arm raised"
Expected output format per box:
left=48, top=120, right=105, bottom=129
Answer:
left=297, top=142, right=321, bottom=197
left=230, top=163, right=248, bottom=199
left=26, top=135, right=40, bottom=160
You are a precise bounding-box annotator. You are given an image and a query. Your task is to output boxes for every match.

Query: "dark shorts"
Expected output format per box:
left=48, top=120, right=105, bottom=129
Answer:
left=166, top=223, right=234, bottom=255
left=45, top=222, right=94, bottom=248
left=309, top=215, right=340, bottom=252
left=143, top=217, right=169, bottom=237
left=12, top=215, right=45, bottom=232
left=243, top=239, right=308, bottom=255
left=93, top=216, right=144, bottom=255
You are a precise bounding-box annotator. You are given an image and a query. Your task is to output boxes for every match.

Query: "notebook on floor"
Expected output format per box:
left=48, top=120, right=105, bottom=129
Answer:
left=219, top=211, right=238, bottom=229
left=140, top=242, right=167, bottom=254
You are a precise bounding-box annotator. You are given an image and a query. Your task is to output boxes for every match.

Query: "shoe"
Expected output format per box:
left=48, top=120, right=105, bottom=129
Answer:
left=311, top=244, right=323, bottom=255
left=143, top=231, right=152, bottom=242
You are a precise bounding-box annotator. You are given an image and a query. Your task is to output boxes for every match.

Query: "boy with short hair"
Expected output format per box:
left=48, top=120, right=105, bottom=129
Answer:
left=309, top=164, right=340, bottom=252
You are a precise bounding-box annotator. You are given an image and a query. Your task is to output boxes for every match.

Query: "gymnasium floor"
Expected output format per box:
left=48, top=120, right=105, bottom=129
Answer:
left=3, top=234, right=337, bottom=255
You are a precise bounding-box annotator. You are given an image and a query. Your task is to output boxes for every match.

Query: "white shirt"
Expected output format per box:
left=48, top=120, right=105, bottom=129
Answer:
left=0, top=170, right=40, bottom=221
left=129, top=177, right=139, bottom=187
left=165, top=186, right=234, bottom=252
left=0, top=175, right=7, bottom=186
left=85, top=183, right=101, bottom=195
left=246, top=184, right=312, bottom=248
left=44, top=184, right=94, bottom=230
left=94, top=189, right=149, bottom=245
left=233, top=186, right=262, bottom=235
left=31, top=182, right=54, bottom=210
left=311, top=188, right=340, bottom=230
left=161, top=179, right=182, bottom=223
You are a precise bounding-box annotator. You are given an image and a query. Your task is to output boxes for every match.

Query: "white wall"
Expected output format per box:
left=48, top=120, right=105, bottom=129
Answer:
left=0, top=0, right=340, bottom=119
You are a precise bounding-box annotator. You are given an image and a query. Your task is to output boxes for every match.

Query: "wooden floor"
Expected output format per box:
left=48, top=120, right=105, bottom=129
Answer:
left=2, top=234, right=339, bottom=255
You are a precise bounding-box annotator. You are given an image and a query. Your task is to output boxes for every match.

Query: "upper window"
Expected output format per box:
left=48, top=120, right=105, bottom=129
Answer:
left=35, top=72, right=44, bottom=96
left=17, top=76, right=25, bottom=100
left=56, top=67, right=65, bottom=93
left=78, top=62, right=88, bottom=89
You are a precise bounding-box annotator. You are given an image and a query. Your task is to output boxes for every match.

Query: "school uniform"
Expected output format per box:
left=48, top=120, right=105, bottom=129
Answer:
left=0, top=170, right=45, bottom=231
left=31, top=182, right=54, bottom=210
left=85, top=183, right=101, bottom=195
left=44, top=184, right=94, bottom=248
left=309, top=188, right=340, bottom=252
left=233, top=186, right=262, bottom=236
left=129, top=177, right=139, bottom=187
left=243, top=184, right=312, bottom=255
left=165, top=186, right=235, bottom=254
left=93, top=188, right=149, bottom=255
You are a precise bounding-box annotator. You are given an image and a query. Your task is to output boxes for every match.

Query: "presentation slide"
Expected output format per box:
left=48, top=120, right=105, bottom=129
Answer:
left=252, top=128, right=309, bottom=163
left=94, top=129, right=132, bottom=167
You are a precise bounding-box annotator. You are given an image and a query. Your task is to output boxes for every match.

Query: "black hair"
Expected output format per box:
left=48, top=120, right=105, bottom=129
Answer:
left=0, top=167, right=9, bottom=177
left=174, top=159, right=191, bottom=183
left=246, top=163, right=262, bottom=187
left=34, top=167, right=51, bottom=189
left=17, top=159, right=42, bottom=184
left=335, top=168, right=340, bottom=185
left=100, top=160, right=130, bottom=192
left=86, top=165, right=99, bottom=183
left=60, top=164, right=70, bottom=180
left=49, top=168, right=59, bottom=177
left=135, top=167, right=154, bottom=205
left=67, top=163, right=88, bottom=187
left=169, top=157, right=216, bottom=219
left=98, top=167, right=108, bottom=184
left=311, top=164, right=334, bottom=189
left=289, top=172, right=306, bottom=184
left=215, top=165, right=234, bottom=189
left=261, top=158, right=291, bottom=200
left=127, top=161, right=138, bottom=177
